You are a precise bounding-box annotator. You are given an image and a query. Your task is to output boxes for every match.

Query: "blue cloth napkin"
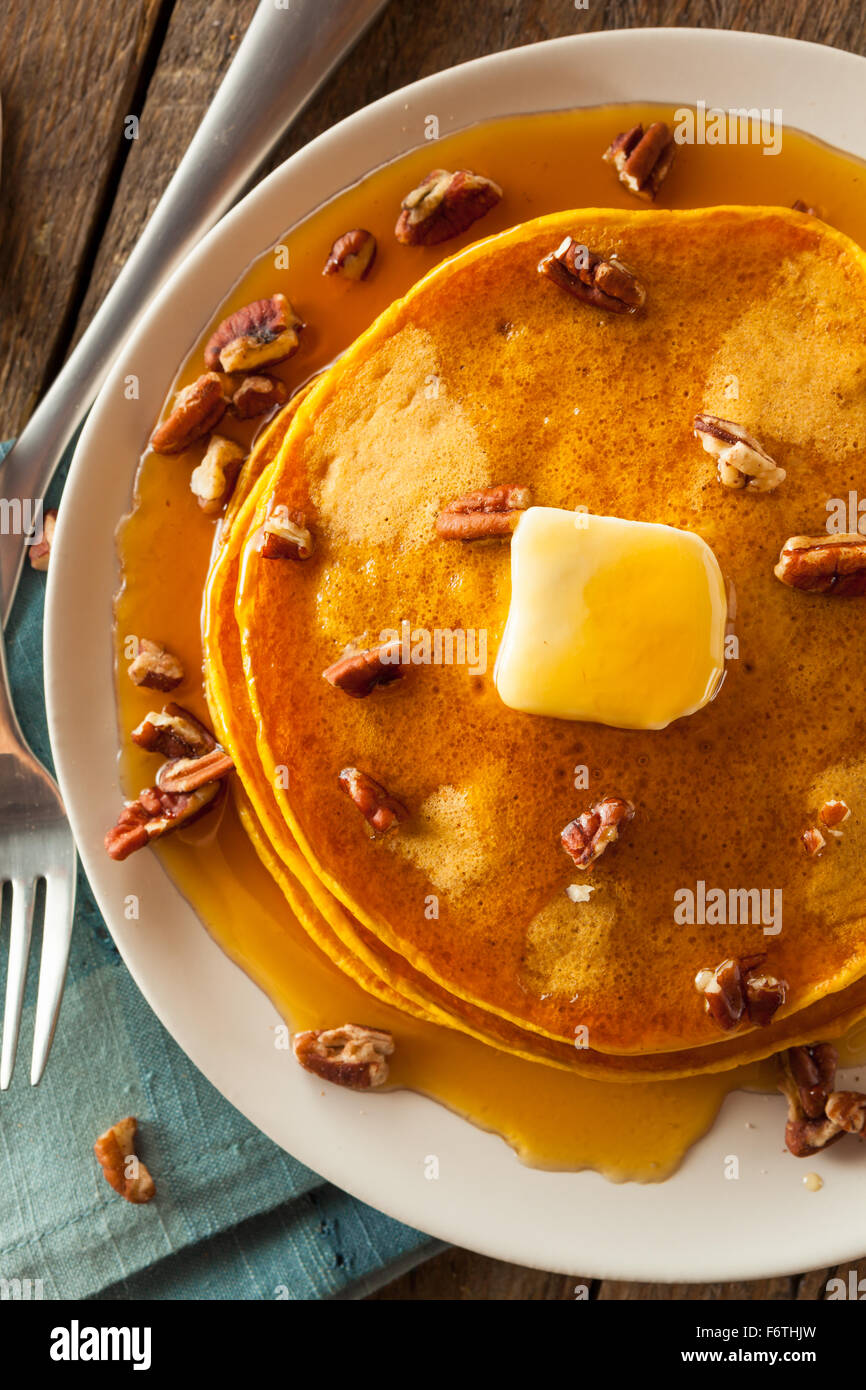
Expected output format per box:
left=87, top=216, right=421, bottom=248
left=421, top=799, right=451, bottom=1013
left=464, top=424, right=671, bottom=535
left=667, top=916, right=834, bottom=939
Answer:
left=0, top=438, right=437, bottom=1300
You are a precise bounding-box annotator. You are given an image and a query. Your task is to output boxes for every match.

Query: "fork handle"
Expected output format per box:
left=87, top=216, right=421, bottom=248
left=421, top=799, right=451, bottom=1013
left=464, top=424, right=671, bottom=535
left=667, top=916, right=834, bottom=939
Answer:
left=0, top=0, right=388, bottom=625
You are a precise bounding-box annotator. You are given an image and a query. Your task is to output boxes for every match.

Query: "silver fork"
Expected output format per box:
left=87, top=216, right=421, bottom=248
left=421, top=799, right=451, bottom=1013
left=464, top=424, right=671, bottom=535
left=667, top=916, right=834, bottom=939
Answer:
left=0, top=615, right=76, bottom=1088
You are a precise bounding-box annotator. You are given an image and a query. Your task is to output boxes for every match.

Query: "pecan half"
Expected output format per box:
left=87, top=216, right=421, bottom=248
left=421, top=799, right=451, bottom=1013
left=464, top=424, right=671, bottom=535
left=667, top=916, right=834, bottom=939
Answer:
left=127, top=639, right=184, bottom=692
left=778, top=1044, right=847, bottom=1156
left=603, top=121, right=675, bottom=200
left=774, top=534, right=866, bottom=595
left=292, top=1023, right=394, bottom=1089
left=538, top=238, right=646, bottom=314
left=157, top=748, right=234, bottom=794
left=395, top=168, right=502, bottom=246
left=104, top=781, right=223, bottom=861
left=323, top=228, right=377, bottom=280
left=94, top=1116, right=156, bottom=1204
left=204, top=294, right=304, bottom=374
left=259, top=504, right=314, bottom=560
left=324, top=640, right=407, bottom=697
left=230, top=373, right=288, bottom=420
left=435, top=484, right=531, bottom=541
left=561, top=795, right=635, bottom=871
left=28, top=508, right=57, bottom=572
left=693, top=413, right=785, bottom=492
left=131, top=702, right=216, bottom=759
left=150, top=372, right=229, bottom=454
left=190, top=434, right=246, bottom=514
left=339, top=767, right=407, bottom=835
left=695, top=954, right=787, bottom=1030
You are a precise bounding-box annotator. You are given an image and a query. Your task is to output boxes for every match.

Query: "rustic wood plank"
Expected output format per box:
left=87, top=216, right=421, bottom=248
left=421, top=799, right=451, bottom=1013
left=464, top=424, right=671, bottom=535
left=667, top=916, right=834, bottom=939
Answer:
left=0, top=0, right=168, bottom=436
left=368, top=1247, right=593, bottom=1300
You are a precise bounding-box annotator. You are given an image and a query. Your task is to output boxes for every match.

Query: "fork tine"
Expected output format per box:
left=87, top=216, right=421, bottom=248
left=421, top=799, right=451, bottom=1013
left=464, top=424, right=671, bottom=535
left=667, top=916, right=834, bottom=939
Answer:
left=30, top=862, right=76, bottom=1086
left=0, top=878, right=37, bottom=1090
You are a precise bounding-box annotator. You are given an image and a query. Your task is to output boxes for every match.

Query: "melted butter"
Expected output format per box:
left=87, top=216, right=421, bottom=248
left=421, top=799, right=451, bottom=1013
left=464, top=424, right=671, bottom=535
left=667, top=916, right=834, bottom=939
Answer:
left=495, top=508, right=727, bottom=729
left=115, top=105, right=866, bottom=1181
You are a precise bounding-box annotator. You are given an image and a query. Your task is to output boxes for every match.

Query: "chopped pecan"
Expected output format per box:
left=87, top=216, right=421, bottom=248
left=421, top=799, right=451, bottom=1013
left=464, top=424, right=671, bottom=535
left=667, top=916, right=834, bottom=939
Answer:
left=792, top=199, right=821, bottom=218
left=435, top=484, right=531, bottom=541
left=603, top=121, right=675, bottom=200
left=339, top=767, right=407, bottom=835
left=150, top=372, right=229, bottom=454
left=94, top=1116, right=156, bottom=1204
left=778, top=1044, right=846, bottom=1156
left=802, top=825, right=826, bottom=857
left=774, top=534, right=866, bottom=595
left=538, top=238, right=646, bottom=314
left=28, top=508, right=57, bottom=572
left=324, top=640, right=407, bottom=697
left=395, top=168, right=502, bottom=246
left=131, top=702, right=216, bottom=759
left=820, top=798, right=850, bottom=830
left=259, top=504, right=314, bottom=560
left=104, top=781, right=223, bottom=861
left=190, top=434, right=245, bottom=514
left=230, top=373, right=288, bottom=419
left=693, top=413, right=785, bottom=492
left=292, top=1023, right=394, bottom=1089
left=204, top=294, right=304, bottom=374
left=561, top=795, right=635, bottom=871
left=826, top=1091, right=866, bottom=1135
left=695, top=954, right=787, bottom=1030
left=127, top=639, right=184, bottom=692
left=323, top=228, right=377, bottom=280
left=157, top=748, right=234, bottom=794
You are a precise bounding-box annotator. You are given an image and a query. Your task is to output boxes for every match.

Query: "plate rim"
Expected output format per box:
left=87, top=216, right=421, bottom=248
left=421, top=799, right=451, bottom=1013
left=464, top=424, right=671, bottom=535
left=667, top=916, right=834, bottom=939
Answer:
left=45, top=26, right=866, bottom=1284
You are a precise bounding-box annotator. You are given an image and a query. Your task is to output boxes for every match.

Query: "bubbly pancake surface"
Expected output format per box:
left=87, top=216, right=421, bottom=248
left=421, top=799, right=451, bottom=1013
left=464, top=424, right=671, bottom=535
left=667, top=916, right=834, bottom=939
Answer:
left=212, top=205, right=866, bottom=1057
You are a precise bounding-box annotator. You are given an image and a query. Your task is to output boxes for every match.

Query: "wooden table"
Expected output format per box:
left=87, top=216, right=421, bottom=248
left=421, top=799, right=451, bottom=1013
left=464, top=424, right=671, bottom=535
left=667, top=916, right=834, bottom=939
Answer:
left=3, top=0, right=864, bottom=1300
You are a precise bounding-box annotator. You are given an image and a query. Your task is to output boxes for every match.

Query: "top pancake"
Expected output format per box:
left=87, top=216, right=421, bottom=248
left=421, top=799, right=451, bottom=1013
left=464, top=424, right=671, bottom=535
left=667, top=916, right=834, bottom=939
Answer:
left=223, top=206, right=866, bottom=1055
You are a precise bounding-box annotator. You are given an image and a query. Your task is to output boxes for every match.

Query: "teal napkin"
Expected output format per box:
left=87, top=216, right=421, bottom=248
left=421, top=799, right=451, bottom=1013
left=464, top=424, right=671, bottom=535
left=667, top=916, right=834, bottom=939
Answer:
left=0, top=439, right=437, bottom=1300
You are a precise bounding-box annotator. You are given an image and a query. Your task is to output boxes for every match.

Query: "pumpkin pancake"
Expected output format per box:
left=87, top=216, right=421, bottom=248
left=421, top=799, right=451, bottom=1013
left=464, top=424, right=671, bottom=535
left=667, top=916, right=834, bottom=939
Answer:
left=210, top=205, right=866, bottom=1062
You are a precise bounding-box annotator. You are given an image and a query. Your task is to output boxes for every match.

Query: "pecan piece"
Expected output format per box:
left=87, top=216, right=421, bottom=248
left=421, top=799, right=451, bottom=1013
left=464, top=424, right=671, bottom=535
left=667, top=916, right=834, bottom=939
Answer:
left=104, top=781, right=223, bottom=861
left=230, top=373, right=288, bottom=419
left=323, top=228, right=377, bottom=280
left=259, top=504, right=314, bottom=560
left=778, top=1044, right=846, bottom=1156
left=802, top=825, right=826, bottom=857
left=435, top=484, right=531, bottom=541
left=28, top=508, right=57, bottom=572
left=190, top=434, right=246, bottom=514
left=339, top=766, right=407, bottom=835
left=693, top=413, right=785, bottom=492
left=792, top=199, right=822, bottom=218
left=774, top=534, right=866, bottom=595
left=395, top=168, right=502, bottom=246
left=826, top=1091, right=866, bottom=1135
left=561, top=795, right=635, bottom=871
left=292, top=1023, right=394, bottom=1089
left=127, top=639, right=184, bottom=692
left=821, top=798, right=850, bottom=830
left=204, top=293, right=304, bottom=373
left=131, top=702, right=216, bottom=759
left=94, top=1116, right=156, bottom=1204
left=603, top=121, right=675, bottom=200
left=150, top=372, right=229, bottom=454
left=157, top=747, right=234, bottom=794
left=695, top=953, right=787, bottom=1030
left=538, top=238, right=646, bottom=314
left=324, top=640, right=407, bottom=697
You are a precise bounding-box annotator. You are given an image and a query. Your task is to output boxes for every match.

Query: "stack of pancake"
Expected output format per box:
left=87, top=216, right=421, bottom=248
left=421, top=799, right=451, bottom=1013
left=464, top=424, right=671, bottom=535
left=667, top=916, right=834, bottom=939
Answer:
left=204, top=206, right=866, bottom=1081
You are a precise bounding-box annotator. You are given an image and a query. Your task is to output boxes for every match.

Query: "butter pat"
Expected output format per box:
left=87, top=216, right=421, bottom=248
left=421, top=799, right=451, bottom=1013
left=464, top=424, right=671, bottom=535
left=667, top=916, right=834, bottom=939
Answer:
left=494, top=508, right=727, bottom=730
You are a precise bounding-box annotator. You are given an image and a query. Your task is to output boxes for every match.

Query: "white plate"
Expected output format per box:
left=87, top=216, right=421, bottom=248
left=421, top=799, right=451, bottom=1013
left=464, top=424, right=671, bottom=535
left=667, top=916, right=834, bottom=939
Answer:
left=46, top=29, right=866, bottom=1283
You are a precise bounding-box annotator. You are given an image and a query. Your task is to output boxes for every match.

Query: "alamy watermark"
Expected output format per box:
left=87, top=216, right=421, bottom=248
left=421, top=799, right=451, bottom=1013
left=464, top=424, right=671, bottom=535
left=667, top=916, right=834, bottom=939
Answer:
left=673, top=101, right=783, bottom=156
left=378, top=618, right=487, bottom=676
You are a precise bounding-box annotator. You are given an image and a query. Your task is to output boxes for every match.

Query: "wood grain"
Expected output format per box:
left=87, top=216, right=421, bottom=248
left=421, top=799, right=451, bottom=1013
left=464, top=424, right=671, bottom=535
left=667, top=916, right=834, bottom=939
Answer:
left=2, top=0, right=866, bottom=1300
left=0, top=0, right=167, bottom=435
